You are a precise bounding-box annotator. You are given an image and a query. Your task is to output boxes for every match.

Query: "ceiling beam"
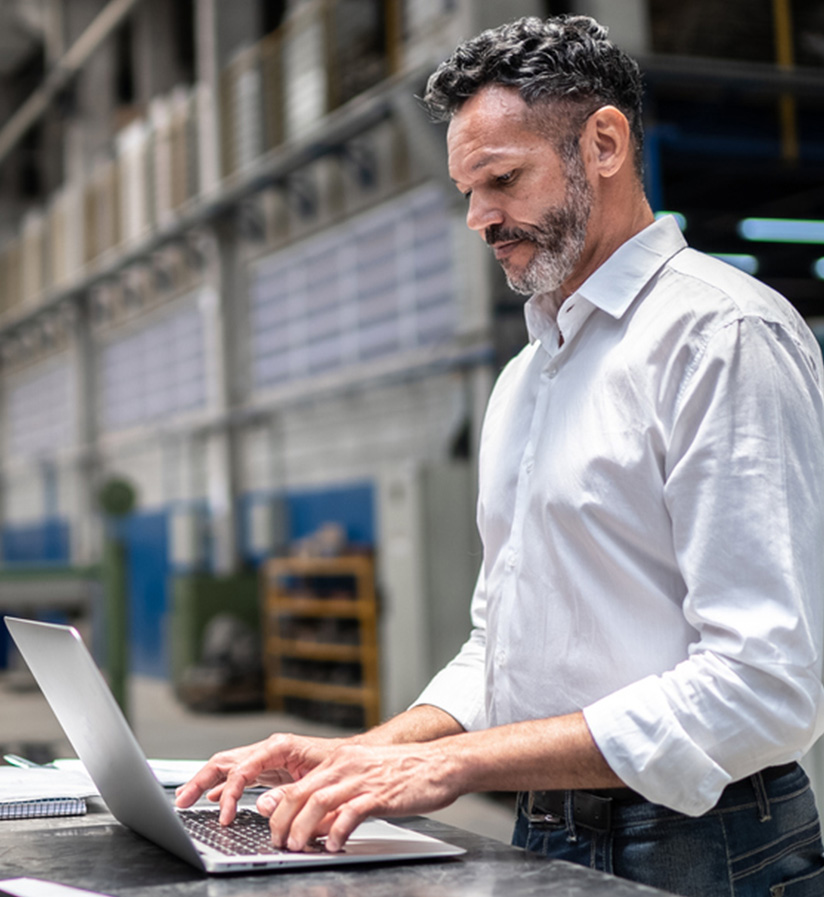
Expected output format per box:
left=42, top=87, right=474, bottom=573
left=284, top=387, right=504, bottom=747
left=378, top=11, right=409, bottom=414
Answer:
left=0, top=0, right=144, bottom=167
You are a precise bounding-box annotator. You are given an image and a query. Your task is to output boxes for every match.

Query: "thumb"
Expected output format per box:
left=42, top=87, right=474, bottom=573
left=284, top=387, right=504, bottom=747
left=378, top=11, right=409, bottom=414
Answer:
left=256, top=788, right=283, bottom=817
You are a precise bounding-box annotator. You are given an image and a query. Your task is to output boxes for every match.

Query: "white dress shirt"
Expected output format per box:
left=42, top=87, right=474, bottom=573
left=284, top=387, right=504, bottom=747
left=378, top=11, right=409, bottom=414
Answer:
left=414, top=215, right=824, bottom=816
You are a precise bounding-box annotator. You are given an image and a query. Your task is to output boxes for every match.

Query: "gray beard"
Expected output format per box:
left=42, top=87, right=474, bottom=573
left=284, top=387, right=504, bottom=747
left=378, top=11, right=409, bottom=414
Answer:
left=497, top=156, right=593, bottom=297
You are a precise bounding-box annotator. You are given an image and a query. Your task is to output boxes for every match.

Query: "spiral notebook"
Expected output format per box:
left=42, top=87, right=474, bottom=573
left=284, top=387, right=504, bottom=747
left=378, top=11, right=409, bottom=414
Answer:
left=0, top=767, right=95, bottom=820
left=0, top=796, right=86, bottom=819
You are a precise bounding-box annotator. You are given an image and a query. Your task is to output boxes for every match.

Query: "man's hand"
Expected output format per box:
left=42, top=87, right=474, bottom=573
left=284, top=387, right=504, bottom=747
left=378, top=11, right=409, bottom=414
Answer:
left=256, top=740, right=458, bottom=853
left=173, top=706, right=464, bottom=831
left=174, top=733, right=345, bottom=824
left=173, top=710, right=619, bottom=853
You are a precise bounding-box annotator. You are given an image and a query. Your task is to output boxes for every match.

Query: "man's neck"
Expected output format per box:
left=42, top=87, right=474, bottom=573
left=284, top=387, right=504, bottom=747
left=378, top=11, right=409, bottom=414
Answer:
left=532, top=196, right=655, bottom=324
left=560, top=196, right=655, bottom=302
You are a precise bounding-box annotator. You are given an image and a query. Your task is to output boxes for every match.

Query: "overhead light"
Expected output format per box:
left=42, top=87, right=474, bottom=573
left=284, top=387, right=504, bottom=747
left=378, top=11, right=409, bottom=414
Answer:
left=710, top=253, right=759, bottom=275
left=654, top=210, right=687, bottom=231
left=738, top=218, right=824, bottom=244
left=813, top=258, right=824, bottom=280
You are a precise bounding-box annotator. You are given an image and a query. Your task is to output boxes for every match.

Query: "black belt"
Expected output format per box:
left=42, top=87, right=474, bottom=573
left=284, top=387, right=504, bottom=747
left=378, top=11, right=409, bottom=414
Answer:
left=525, top=762, right=799, bottom=834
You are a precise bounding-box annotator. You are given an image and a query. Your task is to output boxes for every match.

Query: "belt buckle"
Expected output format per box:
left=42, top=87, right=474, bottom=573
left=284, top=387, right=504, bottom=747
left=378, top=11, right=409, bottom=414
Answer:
left=526, top=791, right=562, bottom=825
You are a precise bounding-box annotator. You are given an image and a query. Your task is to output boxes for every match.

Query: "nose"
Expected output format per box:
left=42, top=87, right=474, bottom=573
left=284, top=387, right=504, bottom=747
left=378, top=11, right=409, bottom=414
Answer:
left=465, top=192, right=504, bottom=234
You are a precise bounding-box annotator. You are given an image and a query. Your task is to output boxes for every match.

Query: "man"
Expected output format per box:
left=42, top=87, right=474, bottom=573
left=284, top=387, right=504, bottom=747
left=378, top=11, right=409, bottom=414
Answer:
left=177, top=16, right=824, bottom=895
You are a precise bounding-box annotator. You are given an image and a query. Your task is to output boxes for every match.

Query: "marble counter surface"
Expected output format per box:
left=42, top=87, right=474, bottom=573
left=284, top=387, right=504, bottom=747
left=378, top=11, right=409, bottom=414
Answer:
left=0, top=800, right=673, bottom=897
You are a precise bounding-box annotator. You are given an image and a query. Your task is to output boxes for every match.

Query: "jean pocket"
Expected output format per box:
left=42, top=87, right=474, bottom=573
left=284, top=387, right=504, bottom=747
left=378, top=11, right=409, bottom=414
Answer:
left=770, top=865, right=824, bottom=897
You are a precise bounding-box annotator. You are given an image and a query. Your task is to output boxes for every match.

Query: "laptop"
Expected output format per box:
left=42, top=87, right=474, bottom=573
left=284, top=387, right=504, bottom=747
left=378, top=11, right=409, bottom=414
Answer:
left=4, top=616, right=465, bottom=874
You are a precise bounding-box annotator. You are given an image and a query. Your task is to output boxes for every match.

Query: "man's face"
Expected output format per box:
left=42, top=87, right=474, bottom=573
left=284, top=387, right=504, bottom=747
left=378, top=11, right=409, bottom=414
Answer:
left=447, top=86, right=593, bottom=296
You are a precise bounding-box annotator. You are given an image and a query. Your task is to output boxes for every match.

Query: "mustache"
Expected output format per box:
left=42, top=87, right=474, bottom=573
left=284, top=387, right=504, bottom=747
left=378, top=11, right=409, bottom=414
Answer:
left=484, top=224, right=540, bottom=247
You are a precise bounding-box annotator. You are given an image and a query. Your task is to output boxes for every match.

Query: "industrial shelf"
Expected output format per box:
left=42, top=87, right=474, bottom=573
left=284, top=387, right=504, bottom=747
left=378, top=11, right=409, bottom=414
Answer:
left=262, top=554, right=380, bottom=728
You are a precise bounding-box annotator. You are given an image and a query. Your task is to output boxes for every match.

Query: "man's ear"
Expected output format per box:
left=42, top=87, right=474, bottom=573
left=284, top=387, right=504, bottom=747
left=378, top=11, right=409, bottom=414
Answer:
left=582, top=106, right=631, bottom=179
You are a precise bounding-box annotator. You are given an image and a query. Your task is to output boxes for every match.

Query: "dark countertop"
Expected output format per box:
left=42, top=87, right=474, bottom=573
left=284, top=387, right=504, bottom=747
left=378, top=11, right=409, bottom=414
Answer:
left=0, top=798, right=673, bottom=897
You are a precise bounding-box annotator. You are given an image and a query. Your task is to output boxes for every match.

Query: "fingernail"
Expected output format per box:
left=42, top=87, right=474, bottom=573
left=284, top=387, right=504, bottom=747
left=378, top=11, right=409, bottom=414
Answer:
left=257, top=793, right=276, bottom=814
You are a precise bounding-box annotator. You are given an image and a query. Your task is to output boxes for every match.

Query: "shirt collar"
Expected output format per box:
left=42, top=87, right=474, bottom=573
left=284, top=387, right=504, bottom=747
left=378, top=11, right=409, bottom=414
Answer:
left=525, top=216, right=687, bottom=344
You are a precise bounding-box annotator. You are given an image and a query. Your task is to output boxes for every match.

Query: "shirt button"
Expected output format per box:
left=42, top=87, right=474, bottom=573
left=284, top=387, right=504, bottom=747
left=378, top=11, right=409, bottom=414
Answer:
left=546, top=366, right=558, bottom=379
left=495, top=651, right=506, bottom=667
left=506, top=550, right=517, bottom=569
left=525, top=459, right=534, bottom=474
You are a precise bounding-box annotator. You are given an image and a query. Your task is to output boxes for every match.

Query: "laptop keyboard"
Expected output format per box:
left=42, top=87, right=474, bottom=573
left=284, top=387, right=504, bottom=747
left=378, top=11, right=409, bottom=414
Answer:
left=178, top=808, right=288, bottom=856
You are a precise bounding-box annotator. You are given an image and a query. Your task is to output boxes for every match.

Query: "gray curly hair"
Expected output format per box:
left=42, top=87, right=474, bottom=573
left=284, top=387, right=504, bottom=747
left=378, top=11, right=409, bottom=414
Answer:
left=423, top=16, right=645, bottom=174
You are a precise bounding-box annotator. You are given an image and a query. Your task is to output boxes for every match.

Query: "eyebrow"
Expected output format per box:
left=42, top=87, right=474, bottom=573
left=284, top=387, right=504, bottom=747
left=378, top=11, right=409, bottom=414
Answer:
left=449, top=151, right=513, bottom=187
left=468, top=152, right=507, bottom=172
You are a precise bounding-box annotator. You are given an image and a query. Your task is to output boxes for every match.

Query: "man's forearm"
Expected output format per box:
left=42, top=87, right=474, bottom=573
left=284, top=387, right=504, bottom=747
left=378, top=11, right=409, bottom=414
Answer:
left=352, top=703, right=465, bottom=746
left=353, top=704, right=623, bottom=794
left=436, top=710, right=624, bottom=794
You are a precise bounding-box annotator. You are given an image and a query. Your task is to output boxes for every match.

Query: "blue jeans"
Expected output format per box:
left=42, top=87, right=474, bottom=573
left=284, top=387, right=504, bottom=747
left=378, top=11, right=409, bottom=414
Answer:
left=513, top=764, right=824, bottom=896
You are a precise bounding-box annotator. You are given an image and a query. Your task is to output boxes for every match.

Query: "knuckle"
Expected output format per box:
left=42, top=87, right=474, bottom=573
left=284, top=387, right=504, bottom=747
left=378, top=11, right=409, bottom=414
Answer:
left=278, top=781, right=305, bottom=808
left=330, top=743, right=362, bottom=765
left=307, top=789, right=333, bottom=812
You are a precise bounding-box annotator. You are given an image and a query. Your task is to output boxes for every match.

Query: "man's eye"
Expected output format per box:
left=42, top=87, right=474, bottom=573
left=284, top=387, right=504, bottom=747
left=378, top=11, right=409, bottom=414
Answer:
left=496, top=172, right=514, bottom=185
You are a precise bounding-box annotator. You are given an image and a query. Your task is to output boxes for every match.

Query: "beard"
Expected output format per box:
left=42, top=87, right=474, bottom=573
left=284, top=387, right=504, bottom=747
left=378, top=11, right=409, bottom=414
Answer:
left=486, top=152, right=593, bottom=296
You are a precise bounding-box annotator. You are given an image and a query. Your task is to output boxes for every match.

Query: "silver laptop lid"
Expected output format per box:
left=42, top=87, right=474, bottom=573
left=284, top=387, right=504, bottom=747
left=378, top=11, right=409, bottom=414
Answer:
left=5, top=616, right=204, bottom=869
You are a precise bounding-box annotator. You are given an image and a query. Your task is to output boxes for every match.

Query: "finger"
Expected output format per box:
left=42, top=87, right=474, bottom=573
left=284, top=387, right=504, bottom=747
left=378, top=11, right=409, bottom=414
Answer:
left=215, top=761, right=282, bottom=822
left=324, top=794, right=374, bottom=853
left=258, top=788, right=339, bottom=842
left=206, top=782, right=225, bottom=802
left=255, top=769, right=296, bottom=789
left=277, top=782, right=358, bottom=852
left=254, top=780, right=312, bottom=818
left=256, top=788, right=283, bottom=817
left=267, top=779, right=326, bottom=849
left=271, top=805, right=338, bottom=850
left=212, top=747, right=284, bottom=822
left=174, top=763, right=228, bottom=807
left=286, top=787, right=370, bottom=853
left=217, top=772, right=252, bottom=824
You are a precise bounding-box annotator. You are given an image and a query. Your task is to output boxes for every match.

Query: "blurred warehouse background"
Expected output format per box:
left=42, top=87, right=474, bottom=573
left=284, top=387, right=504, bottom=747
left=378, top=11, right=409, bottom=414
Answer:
left=0, top=0, right=823, bottom=747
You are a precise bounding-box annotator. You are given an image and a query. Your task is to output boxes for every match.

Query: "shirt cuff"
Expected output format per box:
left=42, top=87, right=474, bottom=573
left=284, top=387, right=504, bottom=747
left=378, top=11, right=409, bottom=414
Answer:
left=410, top=666, right=487, bottom=732
left=584, top=675, right=732, bottom=816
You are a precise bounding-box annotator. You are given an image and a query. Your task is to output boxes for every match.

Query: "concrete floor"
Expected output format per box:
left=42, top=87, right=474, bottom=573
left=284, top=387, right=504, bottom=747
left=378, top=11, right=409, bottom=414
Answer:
left=0, top=666, right=516, bottom=843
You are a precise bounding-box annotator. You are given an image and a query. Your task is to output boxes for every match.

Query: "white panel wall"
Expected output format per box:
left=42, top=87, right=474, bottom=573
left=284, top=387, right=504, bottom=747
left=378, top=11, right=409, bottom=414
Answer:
left=237, top=424, right=278, bottom=494
left=3, top=466, right=45, bottom=525
left=4, top=356, right=77, bottom=460
left=377, top=458, right=481, bottom=716
left=269, top=372, right=468, bottom=489
left=377, top=459, right=431, bottom=712
left=95, top=292, right=209, bottom=434
left=160, top=436, right=209, bottom=505
left=249, top=184, right=458, bottom=390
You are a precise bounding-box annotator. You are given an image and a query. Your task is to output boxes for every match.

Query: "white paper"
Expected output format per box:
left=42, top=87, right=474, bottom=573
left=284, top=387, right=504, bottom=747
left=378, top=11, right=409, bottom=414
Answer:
left=53, top=757, right=204, bottom=788
left=0, top=768, right=97, bottom=802
left=0, top=879, right=113, bottom=897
